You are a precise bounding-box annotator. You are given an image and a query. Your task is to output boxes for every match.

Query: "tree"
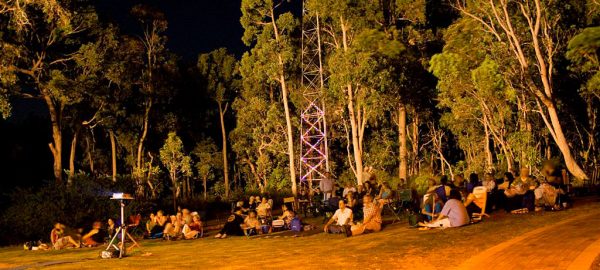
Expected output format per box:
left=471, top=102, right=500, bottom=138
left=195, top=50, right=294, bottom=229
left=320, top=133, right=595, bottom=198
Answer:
left=452, top=0, right=589, bottom=180
left=0, top=0, right=103, bottom=183
left=240, top=0, right=299, bottom=195
left=192, top=138, right=221, bottom=200
left=197, top=48, right=239, bottom=198
left=159, top=132, right=192, bottom=211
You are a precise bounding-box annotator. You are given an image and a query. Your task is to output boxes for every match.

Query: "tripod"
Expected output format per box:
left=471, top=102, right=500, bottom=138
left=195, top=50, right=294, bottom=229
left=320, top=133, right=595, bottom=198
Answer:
left=106, top=198, right=140, bottom=258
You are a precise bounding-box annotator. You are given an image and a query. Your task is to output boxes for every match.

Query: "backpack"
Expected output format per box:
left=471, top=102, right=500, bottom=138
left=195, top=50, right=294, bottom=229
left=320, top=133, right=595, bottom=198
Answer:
left=290, top=217, right=302, bottom=232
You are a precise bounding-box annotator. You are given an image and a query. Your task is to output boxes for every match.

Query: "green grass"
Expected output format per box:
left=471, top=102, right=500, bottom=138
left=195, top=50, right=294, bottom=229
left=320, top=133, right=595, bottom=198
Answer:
left=2, top=198, right=599, bottom=270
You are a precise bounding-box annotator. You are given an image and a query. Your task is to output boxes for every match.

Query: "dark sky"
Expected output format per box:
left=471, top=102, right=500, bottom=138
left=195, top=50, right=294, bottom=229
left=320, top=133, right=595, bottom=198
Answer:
left=93, top=0, right=247, bottom=59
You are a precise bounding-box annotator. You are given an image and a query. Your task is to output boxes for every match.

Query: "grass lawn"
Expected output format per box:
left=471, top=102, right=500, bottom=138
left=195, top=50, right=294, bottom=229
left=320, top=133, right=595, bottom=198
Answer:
left=1, top=197, right=599, bottom=270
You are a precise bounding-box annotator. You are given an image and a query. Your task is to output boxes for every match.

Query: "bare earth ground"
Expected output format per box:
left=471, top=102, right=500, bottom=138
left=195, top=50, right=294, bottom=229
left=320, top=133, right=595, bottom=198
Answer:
left=1, top=197, right=599, bottom=270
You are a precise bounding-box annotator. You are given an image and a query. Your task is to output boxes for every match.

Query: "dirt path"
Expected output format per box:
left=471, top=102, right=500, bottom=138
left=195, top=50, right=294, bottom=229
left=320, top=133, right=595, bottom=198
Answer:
left=458, top=213, right=600, bottom=270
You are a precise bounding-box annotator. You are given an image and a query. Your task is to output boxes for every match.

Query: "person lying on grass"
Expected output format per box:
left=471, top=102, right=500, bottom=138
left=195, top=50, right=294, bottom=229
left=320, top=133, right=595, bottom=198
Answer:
left=350, top=195, right=383, bottom=237
left=324, top=200, right=353, bottom=234
left=418, top=190, right=469, bottom=229
left=82, top=221, right=107, bottom=247
left=215, top=207, right=245, bottom=239
left=182, top=214, right=203, bottom=239
left=51, top=222, right=81, bottom=249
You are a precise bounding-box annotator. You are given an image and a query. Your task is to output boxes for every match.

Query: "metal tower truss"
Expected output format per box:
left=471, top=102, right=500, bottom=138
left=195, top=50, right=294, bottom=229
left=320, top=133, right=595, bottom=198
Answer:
left=299, top=2, right=329, bottom=187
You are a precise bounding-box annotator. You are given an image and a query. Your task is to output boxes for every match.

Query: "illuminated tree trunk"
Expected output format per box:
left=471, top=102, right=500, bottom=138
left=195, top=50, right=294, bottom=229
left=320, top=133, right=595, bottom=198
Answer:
left=398, top=104, right=408, bottom=181
left=43, top=93, right=63, bottom=184
left=109, top=129, right=117, bottom=182
left=271, top=9, right=297, bottom=197
left=68, top=132, right=77, bottom=184
left=218, top=102, right=230, bottom=198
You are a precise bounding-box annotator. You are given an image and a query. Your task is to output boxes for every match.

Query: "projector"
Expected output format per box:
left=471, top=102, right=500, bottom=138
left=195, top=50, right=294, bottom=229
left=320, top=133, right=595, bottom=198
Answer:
left=111, top=193, right=134, bottom=200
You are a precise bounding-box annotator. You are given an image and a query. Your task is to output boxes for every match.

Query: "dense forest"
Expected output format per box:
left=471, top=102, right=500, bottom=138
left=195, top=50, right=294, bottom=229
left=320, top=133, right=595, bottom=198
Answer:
left=1, top=0, right=599, bottom=236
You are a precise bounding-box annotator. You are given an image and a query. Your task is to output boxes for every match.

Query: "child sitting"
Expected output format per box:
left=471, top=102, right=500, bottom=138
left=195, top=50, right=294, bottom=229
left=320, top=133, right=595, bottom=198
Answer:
left=243, top=211, right=261, bottom=236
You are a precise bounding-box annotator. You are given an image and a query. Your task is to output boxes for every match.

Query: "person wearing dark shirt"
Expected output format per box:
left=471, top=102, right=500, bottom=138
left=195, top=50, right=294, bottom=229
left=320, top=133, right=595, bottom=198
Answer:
left=215, top=207, right=245, bottom=239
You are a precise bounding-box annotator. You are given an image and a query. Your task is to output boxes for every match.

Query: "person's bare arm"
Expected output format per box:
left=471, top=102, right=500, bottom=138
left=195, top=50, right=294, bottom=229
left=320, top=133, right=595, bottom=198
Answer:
left=81, top=229, right=98, bottom=241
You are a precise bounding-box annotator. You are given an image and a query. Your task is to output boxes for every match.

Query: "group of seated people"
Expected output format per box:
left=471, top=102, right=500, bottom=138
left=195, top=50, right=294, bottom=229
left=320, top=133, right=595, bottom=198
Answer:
left=416, top=166, right=571, bottom=229
left=146, top=208, right=204, bottom=240
left=215, top=196, right=303, bottom=239
left=323, top=194, right=384, bottom=237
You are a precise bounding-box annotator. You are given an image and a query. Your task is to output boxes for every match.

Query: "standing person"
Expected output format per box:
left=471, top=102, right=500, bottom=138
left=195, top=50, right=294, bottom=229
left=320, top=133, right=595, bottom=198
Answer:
left=320, top=172, right=334, bottom=201
left=324, top=200, right=353, bottom=234
left=350, top=195, right=383, bottom=236
left=418, top=190, right=469, bottom=229
left=214, top=207, right=245, bottom=239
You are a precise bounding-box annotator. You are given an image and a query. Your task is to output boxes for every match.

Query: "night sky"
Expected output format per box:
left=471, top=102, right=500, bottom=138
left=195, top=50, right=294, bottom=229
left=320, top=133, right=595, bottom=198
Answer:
left=94, top=0, right=247, bottom=59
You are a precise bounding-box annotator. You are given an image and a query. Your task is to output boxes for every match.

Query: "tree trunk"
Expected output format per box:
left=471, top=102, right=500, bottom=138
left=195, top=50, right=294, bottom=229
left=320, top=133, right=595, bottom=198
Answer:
left=109, top=130, right=117, bottom=182
left=85, top=136, right=94, bottom=174
left=546, top=104, right=588, bottom=180
left=43, top=93, right=62, bottom=184
left=484, top=120, right=493, bottom=170
left=340, top=18, right=364, bottom=186
left=218, top=102, right=230, bottom=198
left=68, top=131, right=77, bottom=184
left=136, top=100, right=152, bottom=179
left=398, top=104, right=408, bottom=181
left=271, top=9, right=297, bottom=197
left=203, top=175, right=208, bottom=201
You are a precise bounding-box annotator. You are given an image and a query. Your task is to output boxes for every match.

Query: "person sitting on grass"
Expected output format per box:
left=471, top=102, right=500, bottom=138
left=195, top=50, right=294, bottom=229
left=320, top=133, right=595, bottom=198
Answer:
left=82, top=221, right=107, bottom=247
left=182, top=214, right=203, bottom=239
left=350, top=195, right=383, bottom=237
left=243, top=211, right=261, bottom=236
left=376, top=182, right=393, bottom=201
left=277, top=204, right=295, bottom=227
left=148, top=210, right=169, bottom=238
left=256, top=197, right=271, bottom=218
left=51, top=223, right=80, bottom=249
left=107, top=218, right=117, bottom=239
left=421, top=192, right=443, bottom=222
left=163, top=215, right=182, bottom=240
left=418, top=190, right=469, bottom=229
left=145, top=213, right=157, bottom=236
left=215, top=207, right=245, bottom=239
left=324, top=200, right=353, bottom=234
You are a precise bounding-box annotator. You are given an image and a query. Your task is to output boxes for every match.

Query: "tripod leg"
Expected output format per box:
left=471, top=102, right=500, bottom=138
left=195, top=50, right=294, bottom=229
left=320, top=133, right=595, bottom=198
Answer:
left=126, top=231, right=140, bottom=253
left=107, top=227, right=122, bottom=251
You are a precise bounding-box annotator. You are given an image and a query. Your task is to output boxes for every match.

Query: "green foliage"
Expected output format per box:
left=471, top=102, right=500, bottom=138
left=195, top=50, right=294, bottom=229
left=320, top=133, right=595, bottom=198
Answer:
left=159, top=132, right=193, bottom=194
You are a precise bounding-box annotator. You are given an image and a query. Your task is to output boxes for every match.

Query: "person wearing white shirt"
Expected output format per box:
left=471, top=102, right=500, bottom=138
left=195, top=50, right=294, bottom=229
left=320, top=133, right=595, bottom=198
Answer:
left=342, top=183, right=357, bottom=197
left=324, top=200, right=353, bottom=234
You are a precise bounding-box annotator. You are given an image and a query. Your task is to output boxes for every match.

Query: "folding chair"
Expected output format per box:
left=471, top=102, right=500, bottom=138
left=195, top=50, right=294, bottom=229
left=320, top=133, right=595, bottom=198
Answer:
left=471, top=186, right=490, bottom=222
left=381, top=192, right=403, bottom=224
left=283, top=197, right=296, bottom=212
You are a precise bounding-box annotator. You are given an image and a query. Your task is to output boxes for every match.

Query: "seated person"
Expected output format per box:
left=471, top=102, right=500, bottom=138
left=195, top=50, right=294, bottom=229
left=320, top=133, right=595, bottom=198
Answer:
left=182, top=214, right=203, bottom=239
left=466, top=173, right=481, bottom=194
left=345, top=191, right=357, bottom=209
left=376, top=182, right=392, bottom=201
left=324, top=200, right=353, bottom=234
left=149, top=210, right=169, bottom=237
left=505, top=168, right=537, bottom=213
left=343, top=183, right=357, bottom=198
left=464, top=188, right=487, bottom=216
left=50, top=223, right=80, bottom=249
left=421, top=192, right=443, bottom=222
left=82, top=221, right=106, bottom=247
left=215, top=207, right=245, bottom=239
left=256, top=197, right=271, bottom=218
left=419, top=190, right=469, bottom=229
left=107, top=218, right=117, bottom=239
left=243, top=211, right=261, bottom=236
left=181, top=209, right=192, bottom=224
left=350, top=195, right=383, bottom=237
left=145, top=213, right=156, bottom=235
left=277, top=204, right=294, bottom=227
left=435, top=175, right=452, bottom=202
left=163, top=215, right=182, bottom=239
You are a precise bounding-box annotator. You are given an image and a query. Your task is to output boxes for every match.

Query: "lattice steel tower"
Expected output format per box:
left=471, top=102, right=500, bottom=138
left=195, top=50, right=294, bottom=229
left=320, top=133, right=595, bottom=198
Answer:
left=299, top=1, right=329, bottom=188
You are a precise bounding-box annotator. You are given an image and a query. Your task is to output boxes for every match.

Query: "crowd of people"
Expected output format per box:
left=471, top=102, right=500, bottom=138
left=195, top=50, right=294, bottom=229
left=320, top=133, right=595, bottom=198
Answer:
left=41, top=165, right=572, bottom=251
